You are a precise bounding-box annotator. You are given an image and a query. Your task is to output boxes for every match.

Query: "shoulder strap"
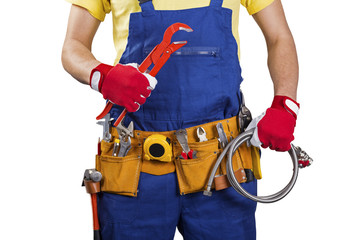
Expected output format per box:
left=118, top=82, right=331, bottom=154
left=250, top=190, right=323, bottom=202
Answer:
left=209, top=0, right=224, bottom=7
left=138, top=0, right=155, bottom=12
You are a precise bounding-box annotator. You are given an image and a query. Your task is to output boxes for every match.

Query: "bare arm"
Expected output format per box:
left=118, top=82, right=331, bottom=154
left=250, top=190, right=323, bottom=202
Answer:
left=62, top=5, right=102, bottom=85
left=253, top=0, right=299, bottom=100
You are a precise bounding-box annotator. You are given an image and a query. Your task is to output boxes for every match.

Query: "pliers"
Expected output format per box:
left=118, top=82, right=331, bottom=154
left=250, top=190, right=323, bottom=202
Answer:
left=96, top=22, right=193, bottom=127
left=181, top=149, right=196, bottom=159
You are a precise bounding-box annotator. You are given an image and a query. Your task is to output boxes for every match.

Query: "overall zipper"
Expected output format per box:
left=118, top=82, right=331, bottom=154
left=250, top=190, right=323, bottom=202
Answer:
left=144, top=47, right=220, bottom=57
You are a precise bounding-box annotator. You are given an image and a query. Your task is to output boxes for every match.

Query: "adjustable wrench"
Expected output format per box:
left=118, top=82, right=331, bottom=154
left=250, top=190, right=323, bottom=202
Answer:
left=116, top=120, right=134, bottom=138
left=118, top=136, right=132, bottom=157
left=96, top=22, right=193, bottom=127
left=96, top=113, right=113, bottom=142
left=114, top=119, right=134, bottom=157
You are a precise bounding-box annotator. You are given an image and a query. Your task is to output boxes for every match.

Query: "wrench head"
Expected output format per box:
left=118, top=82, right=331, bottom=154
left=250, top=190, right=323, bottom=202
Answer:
left=116, top=120, right=134, bottom=138
left=96, top=114, right=114, bottom=142
left=163, top=23, right=193, bottom=44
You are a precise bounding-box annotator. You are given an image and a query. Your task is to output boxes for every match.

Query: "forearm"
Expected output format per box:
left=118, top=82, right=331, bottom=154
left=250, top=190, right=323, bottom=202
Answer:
left=62, top=39, right=100, bottom=85
left=62, top=5, right=102, bottom=85
left=267, top=35, right=299, bottom=100
left=252, top=0, right=299, bottom=101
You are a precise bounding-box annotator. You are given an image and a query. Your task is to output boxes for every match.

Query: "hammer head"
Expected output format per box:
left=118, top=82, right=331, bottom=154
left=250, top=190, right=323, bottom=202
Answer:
left=83, top=169, right=102, bottom=183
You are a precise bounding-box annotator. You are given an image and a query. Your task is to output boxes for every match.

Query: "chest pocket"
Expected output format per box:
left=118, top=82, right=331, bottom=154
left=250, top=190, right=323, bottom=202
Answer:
left=141, top=46, right=224, bottom=123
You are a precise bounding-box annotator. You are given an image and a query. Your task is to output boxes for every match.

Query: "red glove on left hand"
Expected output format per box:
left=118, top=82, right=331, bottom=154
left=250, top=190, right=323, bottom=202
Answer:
left=247, top=96, right=300, bottom=151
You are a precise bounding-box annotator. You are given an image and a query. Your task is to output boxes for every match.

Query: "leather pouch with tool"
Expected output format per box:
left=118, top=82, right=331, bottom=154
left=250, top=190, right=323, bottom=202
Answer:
left=173, top=116, right=260, bottom=195
left=95, top=116, right=262, bottom=197
left=96, top=135, right=143, bottom=197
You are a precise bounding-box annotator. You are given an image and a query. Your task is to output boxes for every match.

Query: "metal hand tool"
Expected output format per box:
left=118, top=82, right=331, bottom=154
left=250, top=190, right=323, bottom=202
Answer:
left=197, top=127, right=208, bottom=142
left=118, top=136, right=132, bottom=157
left=238, top=89, right=252, bottom=133
left=175, top=129, right=195, bottom=159
left=82, top=169, right=102, bottom=240
left=112, top=139, right=121, bottom=157
left=116, top=119, right=134, bottom=138
left=114, top=120, right=134, bottom=157
left=96, top=113, right=113, bottom=142
left=83, top=169, right=103, bottom=183
left=96, top=22, right=193, bottom=127
left=216, top=123, right=228, bottom=149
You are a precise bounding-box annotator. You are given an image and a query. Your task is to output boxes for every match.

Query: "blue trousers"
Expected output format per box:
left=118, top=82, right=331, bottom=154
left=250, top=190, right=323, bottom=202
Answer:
left=98, top=172, right=257, bottom=240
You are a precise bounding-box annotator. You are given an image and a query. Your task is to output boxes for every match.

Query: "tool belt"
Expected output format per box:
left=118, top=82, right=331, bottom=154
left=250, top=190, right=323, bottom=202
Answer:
left=95, top=116, right=261, bottom=197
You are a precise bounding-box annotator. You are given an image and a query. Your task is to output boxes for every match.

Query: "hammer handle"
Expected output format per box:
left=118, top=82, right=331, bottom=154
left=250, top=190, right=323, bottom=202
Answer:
left=91, top=193, right=101, bottom=240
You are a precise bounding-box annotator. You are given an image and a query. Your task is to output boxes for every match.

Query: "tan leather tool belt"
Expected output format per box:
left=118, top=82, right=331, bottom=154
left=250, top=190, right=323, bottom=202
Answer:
left=95, top=116, right=260, bottom=197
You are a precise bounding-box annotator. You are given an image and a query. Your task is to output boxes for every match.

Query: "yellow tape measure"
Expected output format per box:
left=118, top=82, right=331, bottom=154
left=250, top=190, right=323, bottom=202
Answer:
left=144, top=134, right=173, bottom=162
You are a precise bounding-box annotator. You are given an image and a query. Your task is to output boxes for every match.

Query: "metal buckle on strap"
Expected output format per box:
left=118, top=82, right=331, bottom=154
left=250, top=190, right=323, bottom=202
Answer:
left=138, top=0, right=152, bottom=4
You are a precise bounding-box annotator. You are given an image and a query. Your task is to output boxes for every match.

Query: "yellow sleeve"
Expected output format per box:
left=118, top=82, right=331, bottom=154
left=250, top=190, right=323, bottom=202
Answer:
left=240, top=0, right=275, bottom=15
left=65, top=0, right=111, bottom=21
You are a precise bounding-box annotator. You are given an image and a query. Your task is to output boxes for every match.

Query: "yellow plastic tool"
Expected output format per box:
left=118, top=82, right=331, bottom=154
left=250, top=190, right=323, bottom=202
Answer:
left=143, top=134, right=173, bottom=162
left=251, top=147, right=262, bottom=179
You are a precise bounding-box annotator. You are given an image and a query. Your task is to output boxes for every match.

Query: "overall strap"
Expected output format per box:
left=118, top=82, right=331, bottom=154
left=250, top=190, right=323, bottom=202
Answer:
left=138, top=0, right=155, bottom=12
left=209, top=0, right=224, bottom=7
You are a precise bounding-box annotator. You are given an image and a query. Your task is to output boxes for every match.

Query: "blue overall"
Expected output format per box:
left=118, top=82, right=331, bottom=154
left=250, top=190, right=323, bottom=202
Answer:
left=109, top=0, right=243, bottom=132
left=99, top=0, right=257, bottom=239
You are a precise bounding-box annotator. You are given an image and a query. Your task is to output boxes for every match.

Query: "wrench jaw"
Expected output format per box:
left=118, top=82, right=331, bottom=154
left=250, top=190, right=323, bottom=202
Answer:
left=116, top=119, right=134, bottom=139
left=178, top=27, right=193, bottom=33
left=149, top=42, right=188, bottom=76
left=96, top=114, right=114, bottom=142
left=163, top=23, right=193, bottom=45
left=141, top=25, right=192, bottom=75
left=114, top=119, right=134, bottom=157
left=168, top=42, right=188, bottom=52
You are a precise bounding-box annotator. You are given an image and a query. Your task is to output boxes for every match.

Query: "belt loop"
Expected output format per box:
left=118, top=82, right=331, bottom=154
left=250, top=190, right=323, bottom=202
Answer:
left=209, top=0, right=224, bottom=8
left=138, top=0, right=155, bottom=12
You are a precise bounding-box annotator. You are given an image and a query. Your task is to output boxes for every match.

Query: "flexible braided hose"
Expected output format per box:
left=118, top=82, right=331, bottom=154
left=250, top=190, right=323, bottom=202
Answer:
left=204, top=129, right=300, bottom=203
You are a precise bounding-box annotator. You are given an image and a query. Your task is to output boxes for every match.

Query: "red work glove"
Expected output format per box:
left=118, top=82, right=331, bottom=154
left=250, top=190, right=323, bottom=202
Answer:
left=247, top=96, right=300, bottom=151
left=90, top=63, right=157, bottom=112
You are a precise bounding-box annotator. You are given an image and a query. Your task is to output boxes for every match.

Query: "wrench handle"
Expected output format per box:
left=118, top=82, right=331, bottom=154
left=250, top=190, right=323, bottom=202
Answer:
left=96, top=51, right=149, bottom=124
left=96, top=25, right=188, bottom=123
left=113, top=109, right=127, bottom=127
left=96, top=102, right=113, bottom=121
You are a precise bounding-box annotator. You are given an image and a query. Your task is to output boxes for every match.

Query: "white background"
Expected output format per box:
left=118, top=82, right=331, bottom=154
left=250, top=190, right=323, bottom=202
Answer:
left=1, top=0, right=359, bottom=239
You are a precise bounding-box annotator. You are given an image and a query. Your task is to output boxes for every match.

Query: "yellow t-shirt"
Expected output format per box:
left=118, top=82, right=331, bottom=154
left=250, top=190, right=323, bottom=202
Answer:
left=66, top=0, right=274, bottom=64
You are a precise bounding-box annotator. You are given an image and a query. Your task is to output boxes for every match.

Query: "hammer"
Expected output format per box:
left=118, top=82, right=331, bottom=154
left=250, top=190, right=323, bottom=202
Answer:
left=82, top=169, right=102, bottom=240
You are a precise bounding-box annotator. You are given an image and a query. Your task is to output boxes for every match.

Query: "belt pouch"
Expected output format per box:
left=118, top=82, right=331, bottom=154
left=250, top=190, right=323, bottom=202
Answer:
left=95, top=140, right=142, bottom=197
left=175, top=138, right=220, bottom=195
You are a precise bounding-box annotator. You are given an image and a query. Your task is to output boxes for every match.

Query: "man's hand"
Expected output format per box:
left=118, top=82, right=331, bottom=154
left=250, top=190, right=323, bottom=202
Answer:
left=90, top=63, right=157, bottom=112
left=248, top=96, right=300, bottom=151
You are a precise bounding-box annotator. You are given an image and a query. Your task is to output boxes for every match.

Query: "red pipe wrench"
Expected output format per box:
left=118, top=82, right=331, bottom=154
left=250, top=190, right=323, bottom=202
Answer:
left=96, top=23, right=193, bottom=126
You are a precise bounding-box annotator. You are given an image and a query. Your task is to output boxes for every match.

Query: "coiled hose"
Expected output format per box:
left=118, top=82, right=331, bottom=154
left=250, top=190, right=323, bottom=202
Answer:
left=204, top=129, right=309, bottom=203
